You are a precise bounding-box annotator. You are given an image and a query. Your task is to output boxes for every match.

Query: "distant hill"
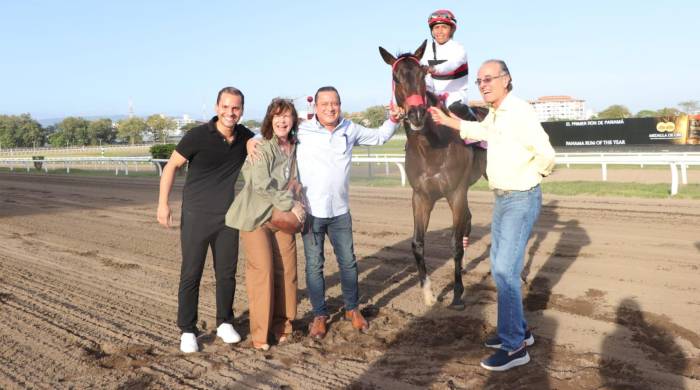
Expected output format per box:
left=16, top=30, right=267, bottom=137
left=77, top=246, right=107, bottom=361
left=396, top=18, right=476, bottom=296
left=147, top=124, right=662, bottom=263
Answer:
left=37, top=114, right=130, bottom=127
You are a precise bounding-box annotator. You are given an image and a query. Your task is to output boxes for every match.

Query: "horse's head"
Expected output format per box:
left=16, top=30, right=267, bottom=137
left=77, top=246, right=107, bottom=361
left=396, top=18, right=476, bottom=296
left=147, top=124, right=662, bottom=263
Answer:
left=379, top=40, right=430, bottom=131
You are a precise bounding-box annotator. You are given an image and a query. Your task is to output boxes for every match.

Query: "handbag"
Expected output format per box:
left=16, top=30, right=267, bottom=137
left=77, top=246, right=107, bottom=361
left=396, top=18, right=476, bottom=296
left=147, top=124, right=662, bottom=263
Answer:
left=270, top=148, right=307, bottom=234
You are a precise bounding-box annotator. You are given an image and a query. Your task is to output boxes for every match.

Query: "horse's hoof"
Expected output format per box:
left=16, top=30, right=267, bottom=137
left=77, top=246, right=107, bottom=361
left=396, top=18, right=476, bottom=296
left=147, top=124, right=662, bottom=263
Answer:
left=449, top=303, right=466, bottom=311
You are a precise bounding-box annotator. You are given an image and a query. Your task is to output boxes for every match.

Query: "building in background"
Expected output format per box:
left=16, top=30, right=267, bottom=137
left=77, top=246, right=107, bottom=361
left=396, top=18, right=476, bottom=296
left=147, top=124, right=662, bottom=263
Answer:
left=530, top=95, right=589, bottom=121
left=173, top=114, right=195, bottom=131
left=469, top=96, right=590, bottom=122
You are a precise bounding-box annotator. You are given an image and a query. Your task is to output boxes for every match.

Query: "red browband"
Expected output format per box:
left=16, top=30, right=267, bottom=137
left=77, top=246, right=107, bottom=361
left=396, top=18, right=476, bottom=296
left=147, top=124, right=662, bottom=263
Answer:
left=391, top=56, right=426, bottom=108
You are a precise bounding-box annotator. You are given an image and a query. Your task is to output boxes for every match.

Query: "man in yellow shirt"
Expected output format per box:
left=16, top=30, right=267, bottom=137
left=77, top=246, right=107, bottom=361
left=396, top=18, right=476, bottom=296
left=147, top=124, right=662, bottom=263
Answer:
left=430, top=59, right=555, bottom=371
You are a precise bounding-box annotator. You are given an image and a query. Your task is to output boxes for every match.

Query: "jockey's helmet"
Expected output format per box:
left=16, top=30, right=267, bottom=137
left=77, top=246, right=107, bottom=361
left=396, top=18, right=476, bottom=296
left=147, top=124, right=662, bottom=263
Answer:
left=428, top=9, right=457, bottom=31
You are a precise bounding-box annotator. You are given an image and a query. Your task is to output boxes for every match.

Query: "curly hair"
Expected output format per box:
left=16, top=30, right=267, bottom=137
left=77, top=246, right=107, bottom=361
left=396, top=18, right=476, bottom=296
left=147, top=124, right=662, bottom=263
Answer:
left=260, top=98, right=299, bottom=144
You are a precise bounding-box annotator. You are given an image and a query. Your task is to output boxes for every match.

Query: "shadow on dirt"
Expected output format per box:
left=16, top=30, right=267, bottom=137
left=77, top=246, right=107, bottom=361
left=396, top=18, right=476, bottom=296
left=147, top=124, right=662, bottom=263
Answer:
left=600, top=298, right=689, bottom=390
left=344, top=200, right=594, bottom=388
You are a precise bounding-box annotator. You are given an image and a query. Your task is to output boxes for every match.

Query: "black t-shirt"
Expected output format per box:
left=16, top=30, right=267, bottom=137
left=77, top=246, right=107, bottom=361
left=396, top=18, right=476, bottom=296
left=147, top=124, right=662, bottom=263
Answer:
left=176, top=116, right=254, bottom=214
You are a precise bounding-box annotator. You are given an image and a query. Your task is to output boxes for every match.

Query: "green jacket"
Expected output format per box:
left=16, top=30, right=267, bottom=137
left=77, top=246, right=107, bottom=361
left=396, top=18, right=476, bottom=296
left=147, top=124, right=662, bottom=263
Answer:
left=225, top=137, right=295, bottom=231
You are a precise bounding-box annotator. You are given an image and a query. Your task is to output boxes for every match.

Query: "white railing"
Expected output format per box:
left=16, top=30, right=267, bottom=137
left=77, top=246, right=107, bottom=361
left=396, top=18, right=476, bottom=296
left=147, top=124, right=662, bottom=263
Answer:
left=0, top=156, right=155, bottom=176
left=353, top=156, right=407, bottom=186
left=2, top=153, right=699, bottom=195
left=354, top=153, right=700, bottom=195
left=0, top=143, right=151, bottom=156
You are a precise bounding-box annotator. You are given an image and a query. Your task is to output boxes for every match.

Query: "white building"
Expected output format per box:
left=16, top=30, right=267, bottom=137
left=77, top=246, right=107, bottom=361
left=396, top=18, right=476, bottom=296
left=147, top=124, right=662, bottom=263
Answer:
left=530, top=96, right=588, bottom=122
left=173, top=114, right=195, bottom=131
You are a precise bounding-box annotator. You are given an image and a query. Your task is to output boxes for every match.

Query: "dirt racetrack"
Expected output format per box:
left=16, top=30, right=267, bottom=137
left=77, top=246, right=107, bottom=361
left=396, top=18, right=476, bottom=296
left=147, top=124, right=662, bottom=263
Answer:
left=1, top=172, right=699, bottom=389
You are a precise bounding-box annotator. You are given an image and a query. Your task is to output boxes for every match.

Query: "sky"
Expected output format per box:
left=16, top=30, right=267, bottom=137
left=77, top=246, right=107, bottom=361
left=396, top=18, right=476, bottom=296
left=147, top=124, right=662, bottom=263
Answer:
left=1, top=0, right=698, bottom=121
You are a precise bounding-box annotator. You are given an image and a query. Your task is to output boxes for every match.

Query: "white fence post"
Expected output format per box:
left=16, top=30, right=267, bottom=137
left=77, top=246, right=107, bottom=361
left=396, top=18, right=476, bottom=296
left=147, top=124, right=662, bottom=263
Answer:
left=680, top=163, right=688, bottom=185
left=669, top=163, right=678, bottom=196
left=601, top=163, right=607, bottom=181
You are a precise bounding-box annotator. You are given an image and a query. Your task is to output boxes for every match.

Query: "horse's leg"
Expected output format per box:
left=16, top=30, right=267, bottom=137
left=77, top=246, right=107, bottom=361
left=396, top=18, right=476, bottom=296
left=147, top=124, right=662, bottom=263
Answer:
left=411, top=190, right=436, bottom=306
left=446, top=189, right=469, bottom=310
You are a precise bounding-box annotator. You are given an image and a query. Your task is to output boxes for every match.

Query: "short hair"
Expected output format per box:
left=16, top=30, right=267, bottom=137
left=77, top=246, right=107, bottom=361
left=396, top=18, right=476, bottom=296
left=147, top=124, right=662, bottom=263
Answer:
left=260, top=98, right=299, bottom=144
left=483, top=59, right=513, bottom=92
left=216, top=86, right=245, bottom=106
left=314, top=86, right=341, bottom=104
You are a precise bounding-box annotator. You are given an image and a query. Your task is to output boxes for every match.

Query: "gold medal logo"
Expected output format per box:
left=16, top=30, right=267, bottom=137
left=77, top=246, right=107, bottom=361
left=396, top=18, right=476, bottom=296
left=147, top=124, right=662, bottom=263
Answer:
left=656, top=122, right=676, bottom=132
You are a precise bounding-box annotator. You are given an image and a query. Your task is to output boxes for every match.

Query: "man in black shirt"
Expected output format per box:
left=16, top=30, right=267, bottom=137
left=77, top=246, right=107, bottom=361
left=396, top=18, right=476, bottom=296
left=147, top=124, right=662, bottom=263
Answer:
left=157, top=86, right=254, bottom=353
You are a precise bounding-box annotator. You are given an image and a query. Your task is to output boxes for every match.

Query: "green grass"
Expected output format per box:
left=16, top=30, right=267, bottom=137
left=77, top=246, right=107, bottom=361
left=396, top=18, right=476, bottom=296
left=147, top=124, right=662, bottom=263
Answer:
left=352, top=138, right=406, bottom=156
left=541, top=181, right=700, bottom=199
left=554, top=163, right=698, bottom=171
left=349, top=177, right=700, bottom=199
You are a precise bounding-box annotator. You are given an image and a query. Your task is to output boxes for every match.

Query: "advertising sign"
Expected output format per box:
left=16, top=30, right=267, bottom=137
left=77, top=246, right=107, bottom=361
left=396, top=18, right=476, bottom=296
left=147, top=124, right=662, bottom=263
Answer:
left=542, top=116, right=692, bottom=147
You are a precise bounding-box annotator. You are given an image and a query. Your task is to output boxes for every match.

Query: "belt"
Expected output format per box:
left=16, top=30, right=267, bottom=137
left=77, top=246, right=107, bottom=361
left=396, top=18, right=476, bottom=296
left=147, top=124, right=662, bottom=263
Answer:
left=493, top=184, right=539, bottom=197
left=493, top=189, right=512, bottom=196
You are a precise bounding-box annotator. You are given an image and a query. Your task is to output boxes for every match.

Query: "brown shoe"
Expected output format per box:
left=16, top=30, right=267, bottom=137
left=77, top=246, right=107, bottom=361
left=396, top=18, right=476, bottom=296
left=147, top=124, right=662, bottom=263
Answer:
left=344, top=309, right=369, bottom=332
left=308, top=316, right=328, bottom=339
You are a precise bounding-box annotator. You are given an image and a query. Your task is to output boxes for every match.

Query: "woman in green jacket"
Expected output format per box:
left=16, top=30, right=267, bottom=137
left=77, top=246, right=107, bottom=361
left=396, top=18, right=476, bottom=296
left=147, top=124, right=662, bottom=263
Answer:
left=226, top=98, right=305, bottom=351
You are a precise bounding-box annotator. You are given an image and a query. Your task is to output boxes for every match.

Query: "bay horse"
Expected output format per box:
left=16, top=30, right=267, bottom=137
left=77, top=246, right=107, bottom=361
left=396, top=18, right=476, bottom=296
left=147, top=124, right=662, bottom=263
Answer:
left=379, top=40, right=488, bottom=309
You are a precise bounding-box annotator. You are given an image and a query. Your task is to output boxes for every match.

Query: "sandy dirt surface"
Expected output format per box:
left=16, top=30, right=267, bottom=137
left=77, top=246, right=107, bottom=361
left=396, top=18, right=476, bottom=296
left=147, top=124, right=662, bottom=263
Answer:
left=0, top=172, right=699, bottom=389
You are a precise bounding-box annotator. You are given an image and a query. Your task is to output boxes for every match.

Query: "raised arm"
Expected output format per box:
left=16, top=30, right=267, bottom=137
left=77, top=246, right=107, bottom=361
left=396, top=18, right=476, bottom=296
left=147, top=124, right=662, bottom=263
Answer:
left=353, top=105, right=403, bottom=146
left=428, top=106, right=489, bottom=141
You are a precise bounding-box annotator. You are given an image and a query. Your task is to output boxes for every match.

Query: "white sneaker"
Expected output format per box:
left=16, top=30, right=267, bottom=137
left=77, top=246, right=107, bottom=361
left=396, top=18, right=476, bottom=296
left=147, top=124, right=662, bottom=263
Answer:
left=216, top=323, right=241, bottom=344
left=180, top=332, right=199, bottom=353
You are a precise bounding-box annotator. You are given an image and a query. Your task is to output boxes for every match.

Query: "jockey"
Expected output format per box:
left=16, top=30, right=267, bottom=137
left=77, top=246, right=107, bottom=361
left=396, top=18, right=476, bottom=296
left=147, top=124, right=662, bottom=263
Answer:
left=420, top=9, right=471, bottom=118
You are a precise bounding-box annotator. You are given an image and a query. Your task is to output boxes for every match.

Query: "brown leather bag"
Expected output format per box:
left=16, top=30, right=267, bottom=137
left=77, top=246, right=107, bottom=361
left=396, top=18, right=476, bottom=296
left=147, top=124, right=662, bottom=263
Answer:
left=270, top=149, right=307, bottom=234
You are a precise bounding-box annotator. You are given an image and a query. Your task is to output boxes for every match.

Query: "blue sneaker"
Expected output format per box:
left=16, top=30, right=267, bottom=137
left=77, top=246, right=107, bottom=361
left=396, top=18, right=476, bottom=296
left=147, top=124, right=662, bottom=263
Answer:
left=484, top=330, right=534, bottom=349
left=480, top=345, right=530, bottom=371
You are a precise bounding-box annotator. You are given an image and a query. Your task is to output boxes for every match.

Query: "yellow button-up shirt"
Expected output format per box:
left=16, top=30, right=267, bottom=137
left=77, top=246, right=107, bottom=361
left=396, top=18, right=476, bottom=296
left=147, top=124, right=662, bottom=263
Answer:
left=459, top=94, right=555, bottom=191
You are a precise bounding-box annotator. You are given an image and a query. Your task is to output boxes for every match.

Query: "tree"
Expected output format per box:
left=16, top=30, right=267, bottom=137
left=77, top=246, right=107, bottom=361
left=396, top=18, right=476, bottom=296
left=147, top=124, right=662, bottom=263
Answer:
left=146, top=114, right=176, bottom=144
left=0, top=114, right=45, bottom=148
left=180, top=122, right=202, bottom=133
left=635, top=109, right=657, bottom=118
left=117, top=117, right=147, bottom=145
left=54, top=117, right=91, bottom=146
left=362, top=105, right=388, bottom=128
left=48, top=131, right=68, bottom=147
left=596, top=105, right=631, bottom=119
left=656, top=107, right=680, bottom=118
left=87, top=118, right=115, bottom=145
left=18, top=114, right=45, bottom=147
left=678, top=100, right=699, bottom=114
left=242, top=119, right=261, bottom=129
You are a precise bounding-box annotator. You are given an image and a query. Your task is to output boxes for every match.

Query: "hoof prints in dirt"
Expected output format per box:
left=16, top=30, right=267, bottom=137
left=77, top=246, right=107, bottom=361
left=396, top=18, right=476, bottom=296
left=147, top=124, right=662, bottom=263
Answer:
left=0, top=292, right=13, bottom=303
left=67, top=249, right=140, bottom=270
left=116, top=374, right=155, bottom=390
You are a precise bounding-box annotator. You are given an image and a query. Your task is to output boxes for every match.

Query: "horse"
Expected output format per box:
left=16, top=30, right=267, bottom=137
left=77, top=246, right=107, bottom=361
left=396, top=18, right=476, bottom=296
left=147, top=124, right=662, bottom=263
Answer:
left=379, top=40, right=488, bottom=309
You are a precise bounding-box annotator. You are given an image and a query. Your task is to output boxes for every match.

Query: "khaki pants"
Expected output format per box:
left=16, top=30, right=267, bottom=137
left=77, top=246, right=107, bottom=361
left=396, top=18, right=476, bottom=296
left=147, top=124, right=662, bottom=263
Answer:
left=241, top=225, right=297, bottom=345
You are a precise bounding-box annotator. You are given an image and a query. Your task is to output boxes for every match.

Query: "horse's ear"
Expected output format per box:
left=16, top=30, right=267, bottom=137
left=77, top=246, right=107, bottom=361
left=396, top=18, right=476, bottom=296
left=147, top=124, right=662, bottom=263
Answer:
left=379, top=46, right=396, bottom=66
left=414, top=39, right=428, bottom=60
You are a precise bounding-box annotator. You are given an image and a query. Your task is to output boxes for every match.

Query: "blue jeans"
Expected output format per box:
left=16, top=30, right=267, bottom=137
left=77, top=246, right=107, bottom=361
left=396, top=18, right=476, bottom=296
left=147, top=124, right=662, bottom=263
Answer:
left=490, top=185, right=542, bottom=351
left=302, top=212, right=359, bottom=317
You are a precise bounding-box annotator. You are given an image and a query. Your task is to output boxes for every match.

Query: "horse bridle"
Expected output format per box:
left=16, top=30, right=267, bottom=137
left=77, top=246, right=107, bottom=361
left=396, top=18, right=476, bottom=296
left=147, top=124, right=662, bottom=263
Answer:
left=391, top=55, right=426, bottom=110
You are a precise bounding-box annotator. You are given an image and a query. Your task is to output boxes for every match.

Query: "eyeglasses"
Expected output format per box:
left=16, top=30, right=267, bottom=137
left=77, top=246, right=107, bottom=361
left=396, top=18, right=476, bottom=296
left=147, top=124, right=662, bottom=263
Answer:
left=475, top=74, right=507, bottom=86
